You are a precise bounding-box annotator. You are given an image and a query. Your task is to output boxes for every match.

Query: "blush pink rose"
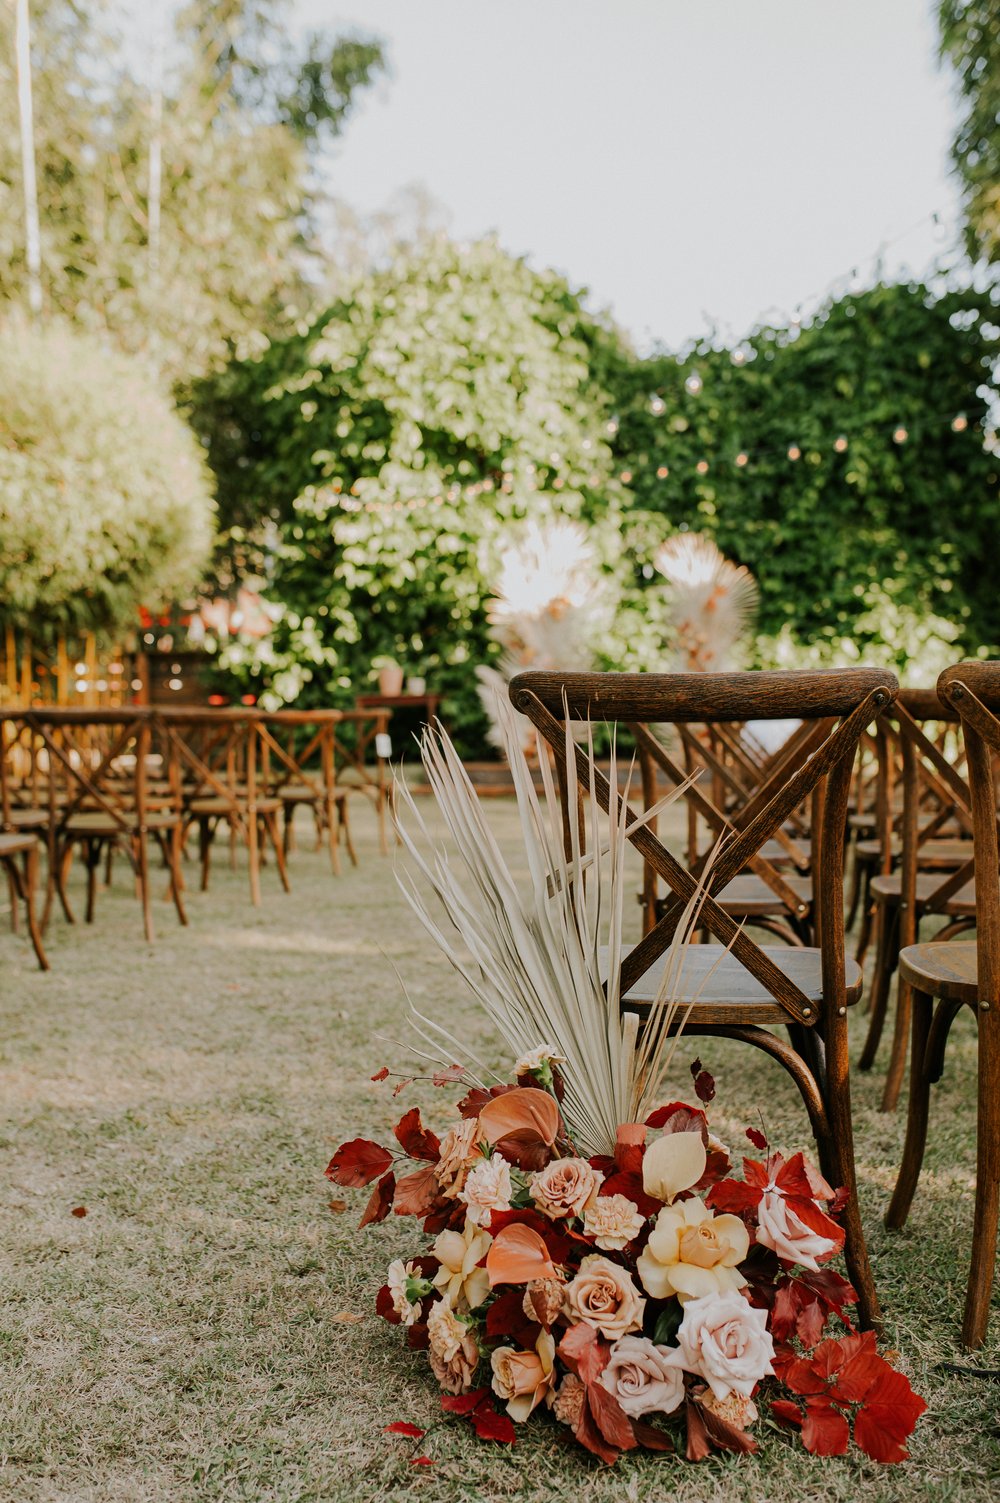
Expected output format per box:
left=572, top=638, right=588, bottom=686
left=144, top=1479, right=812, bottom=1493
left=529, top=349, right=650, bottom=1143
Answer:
left=599, top=1336, right=685, bottom=1418
left=755, top=1190, right=838, bottom=1271
left=675, top=1290, right=774, bottom=1401
left=530, top=1157, right=603, bottom=1220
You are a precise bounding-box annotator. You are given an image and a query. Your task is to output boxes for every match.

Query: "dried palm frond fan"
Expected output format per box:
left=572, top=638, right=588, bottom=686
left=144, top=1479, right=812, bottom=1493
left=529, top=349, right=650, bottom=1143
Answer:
left=655, top=533, right=759, bottom=672
left=394, top=690, right=715, bottom=1158
left=476, top=518, right=604, bottom=756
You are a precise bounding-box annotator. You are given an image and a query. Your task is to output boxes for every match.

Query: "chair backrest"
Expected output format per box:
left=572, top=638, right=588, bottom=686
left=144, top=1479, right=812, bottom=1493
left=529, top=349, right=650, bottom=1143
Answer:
left=937, top=663, right=1000, bottom=1002
left=21, top=707, right=154, bottom=830
left=509, top=668, right=898, bottom=1025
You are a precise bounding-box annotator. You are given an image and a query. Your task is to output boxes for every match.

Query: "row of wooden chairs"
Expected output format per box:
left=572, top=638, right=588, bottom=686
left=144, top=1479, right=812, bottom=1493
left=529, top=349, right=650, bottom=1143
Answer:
left=509, top=662, right=1000, bottom=1350
left=1, top=705, right=392, bottom=959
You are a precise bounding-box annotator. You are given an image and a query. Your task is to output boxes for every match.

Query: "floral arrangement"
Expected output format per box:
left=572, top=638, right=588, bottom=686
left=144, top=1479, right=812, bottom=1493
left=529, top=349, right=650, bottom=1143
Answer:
left=328, top=1054, right=925, bottom=1466
left=326, top=693, right=924, bottom=1467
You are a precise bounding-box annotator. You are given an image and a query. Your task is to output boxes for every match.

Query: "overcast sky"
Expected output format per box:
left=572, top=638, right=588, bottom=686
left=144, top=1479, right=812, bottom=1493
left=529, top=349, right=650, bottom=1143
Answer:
left=298, top=0, right=962, bottom=349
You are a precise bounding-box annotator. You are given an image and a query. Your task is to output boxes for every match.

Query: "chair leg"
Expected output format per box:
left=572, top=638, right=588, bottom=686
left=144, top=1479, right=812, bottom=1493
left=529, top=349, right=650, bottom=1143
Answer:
left=859, top=903, right=897, bottom=1069
left=85, top=839, right=100, bottom=925
left=341, top=799, right=358, bottom=867
left=7, top=864, right=20, bottom=933
left=156, top=829, right=188, bottom=927
left=885, top=989, right=934, bottom=1230
left=846, top=848, right=864, bottom=930
left=326, top=799, right=341, bottom=876
left=22, top=844, right=49, bottom=971
left=56, top=840, right=76, bottom=924
left=264, top=810, right=291, bottom=893
left=962, top=1013, right=1000, bottom=1349
left=136, top=832, right=154, bottom=943
left=247, top=812, right=261, bottom=907
left=199, top=817, right=213, bottom=892
left=854, top=866, right=875, bottom=967
left=880, top=970, right=912, bottom=1113
left=825, top=1011, right=881, bottom=1333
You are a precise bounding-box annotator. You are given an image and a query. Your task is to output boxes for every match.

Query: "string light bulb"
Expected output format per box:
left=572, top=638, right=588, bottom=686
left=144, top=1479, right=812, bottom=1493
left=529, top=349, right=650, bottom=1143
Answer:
left=656, top=465, right=669, bottom=479
left=731, top=347, right=746, bottom=367
left=787, top=444, right=801, bottom=461
left=735, top=452, right=749, bottom=467
left=620, top=470, right=633, bottom=483
left=606, top=416, right=619, bottom=437
left=684, top=371, right=703, bottom=397
left=893, top=426, right=908, bottom=444
left=834, top=435, right=848, bottom=453
left=649, top=395, right=666, bottom=416
left=952, top=413, right=968, bottom=432
left=696, top=459, right=709, bottom=475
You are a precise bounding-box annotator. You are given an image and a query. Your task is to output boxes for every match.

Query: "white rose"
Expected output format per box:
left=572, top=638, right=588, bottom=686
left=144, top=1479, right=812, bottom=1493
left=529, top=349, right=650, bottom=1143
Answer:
left=675, top=1290, right=775, bottom=1401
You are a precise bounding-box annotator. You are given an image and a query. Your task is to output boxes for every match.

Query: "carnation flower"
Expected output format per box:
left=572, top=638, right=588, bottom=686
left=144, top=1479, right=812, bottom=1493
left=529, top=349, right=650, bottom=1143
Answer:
left=599, top=1336, right=686, bottom=1418
left=637, top=1196, right=749, bottom=1302
left=459, top=1155, right=513, bottom=1226
left=563, top=1254, right=645, bottom=1340
left=549, top=1373, right=586, bottom=1427
left=432, top=1220, right=492, bottom=1311
left=515, top=1045, right=565, bottom=1075
left=522, top=1277, right=565, bottom=1327
left=530, top=1157, right=603, bottom=1220
left=436, top=1117, right=483, bottom=1198
left=675, top=1290, right=775, bottom=1401
left=386, top=1258, right=428, bottom=1326
left=428, top=1300, right=479, bottom=1395
left=698, top=1385, right=759, bottom=1430
left=755, top=1189, right=837, bottom=1271
left=491, top=1330, right=557, bottom=1421
left=583, top=1193, right=645, bottom=1251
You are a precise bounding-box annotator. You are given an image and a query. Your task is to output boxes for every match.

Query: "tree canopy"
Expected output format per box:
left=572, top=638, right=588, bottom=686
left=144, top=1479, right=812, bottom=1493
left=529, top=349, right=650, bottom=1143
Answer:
left=939, top=1, right=1000, bottom=261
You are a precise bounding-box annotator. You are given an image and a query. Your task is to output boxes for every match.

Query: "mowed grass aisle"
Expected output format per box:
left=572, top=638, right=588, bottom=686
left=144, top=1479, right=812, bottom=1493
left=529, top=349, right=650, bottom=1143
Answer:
left=2, top=794, right=999, bottom=1502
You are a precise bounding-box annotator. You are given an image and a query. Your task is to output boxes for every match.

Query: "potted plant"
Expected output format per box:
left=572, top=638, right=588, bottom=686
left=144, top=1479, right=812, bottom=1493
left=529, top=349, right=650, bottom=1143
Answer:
left=373, top=656, right=404, bottom=696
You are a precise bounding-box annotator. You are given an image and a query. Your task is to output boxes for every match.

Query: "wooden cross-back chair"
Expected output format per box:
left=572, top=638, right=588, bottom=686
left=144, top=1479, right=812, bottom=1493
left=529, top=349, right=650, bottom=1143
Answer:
left=0, top=714, right=49, bottom=969
left=510, top=666, right=900, bottom=1332
left=887, top=662, right=1000, bottom=1349
left=21, top=707, right=186, bottom=942
left=857, top=691, right=976, bottom=1111
left=261, top=709, right=356, bottom=872
left=158, top=708, right=290, bottom=907
left=638, top=717, right=827, bottom=945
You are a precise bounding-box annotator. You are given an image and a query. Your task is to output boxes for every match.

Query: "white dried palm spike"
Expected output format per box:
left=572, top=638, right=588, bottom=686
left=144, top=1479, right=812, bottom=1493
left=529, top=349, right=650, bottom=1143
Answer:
left=654, top=532, right=759, bottom=673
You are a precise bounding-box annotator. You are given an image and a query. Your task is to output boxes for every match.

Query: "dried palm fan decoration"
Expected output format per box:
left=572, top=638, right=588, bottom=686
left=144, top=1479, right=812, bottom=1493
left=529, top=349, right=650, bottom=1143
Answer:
left=476, top=518, right=604, bottom=755
left=393, top=688, right=718, bottom=1158
left=654, top=532, right=759, bottom=672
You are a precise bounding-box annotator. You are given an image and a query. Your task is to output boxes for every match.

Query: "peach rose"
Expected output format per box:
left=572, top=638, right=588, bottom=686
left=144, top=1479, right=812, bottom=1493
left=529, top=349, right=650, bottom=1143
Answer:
left=675, top=1290, right=774, bottom=1401
left=530, top=1157, right=603, bottom=1221
left=436, top=1117, right=482, bottom=1198
left=459, top=1155, right=513, bottom=1227
left=599, top=1335, right=686, bottom=1418
left=432, top=1219, right=492, bottom=1311
left=755, top=1190, right=837, bottom=1271
left=490, top=1330, right=557, bottom=1421
left=583, top=1193, right=645, bottom=1251
left=637, top=1196, right=749, bottom=1302
left=427, top=1300, right=479, bottom=1394
left=563, top=1254, right=645, bottom=1340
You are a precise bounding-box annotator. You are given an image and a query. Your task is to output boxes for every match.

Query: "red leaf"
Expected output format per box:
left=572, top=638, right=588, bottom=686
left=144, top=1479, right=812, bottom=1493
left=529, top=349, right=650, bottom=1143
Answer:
left=631, top=1418, right=674, bottom=1452
left=705, top=1178, right=762, bottom=1215
left=441, top=1389, right=491, bottom=1415
left=742, top=1155, right=770, bottom=1189
left=693, top=1069, right=716, bottom=1104
left=770, top=1398, right=804, bottom=1430
left=458, top=1083, right=516, bottom=1118
left=795, top=1297, right=827, bottom=1349
left=432, top=1064, right=467, bottom=1086
left=783, top=1195, right=845, bottom=1259
left=797, top=1266, right=858, bottom=1317
left=470, top=1407, right=517, bottom=1444
left=690, top=1056, right=703, bottom=1077
left=685, top=1400, right=711, bottom=1462
left=770, top=1281, right=801, bottom=1342
left=599, top=1169, right=662, bottom=1219
left=782, top=1356, right=829, bottom=1396
left=384, top=1421, right=425, bottom=1438
left=588, top=1383, right=637, bottom=1450
left=699, top=1401, right=757, bottom=1455
left=394, top=1108, right=441, bottom=1162
left=393, top=1079, right=413, bottom=1098
left=371, top=1067, right=390, bottom=1082
left=375, top=1285, right=400, bottom=1324
left=772, top=1152, right=818, bottom=1200
left=853, top=1367, right=927, bottom=1464
left=829, top=1186, right=851, bottom=1217
left=71, top=1206, right=88, bottom=1218
left=326, top=1139, right=393, bottom=1188
left=410, top=1456, right=434, bottom=1466
left=645, top=1103, right=708, bottom=1143
left=746, top=1126, right=768, bottom=1150
left=359, top=1170, right=396, bottom=1228
left=393, top=1165, right=440, bottom=1217
left=485, top=1286, right=540, bottom=1348
left=406, top=1321, right=429, bottom=1350
left=575, top=1398, right=620, bottom=1465
left=328, top=1199, right=348, bottom=1214
left=801, top=1398, right=850, bottom=1457
left=487, top=1208, right=573, bottom=1263
left=558, top=1322, right=612, bottom=1385
left=614, top=1122, right=647, bottom=1175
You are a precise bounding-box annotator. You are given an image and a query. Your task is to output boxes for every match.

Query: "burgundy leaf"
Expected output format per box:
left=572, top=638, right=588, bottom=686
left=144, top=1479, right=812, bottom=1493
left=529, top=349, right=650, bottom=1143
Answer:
left=326, top=1139, right=393, bottom=1188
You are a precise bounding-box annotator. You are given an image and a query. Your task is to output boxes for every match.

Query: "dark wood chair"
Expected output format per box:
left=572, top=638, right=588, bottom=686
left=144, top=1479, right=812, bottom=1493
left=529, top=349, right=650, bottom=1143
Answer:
left=0, top=727, right=48, bottom=969
left=510, top=666, right=899, bottom=1333
left=887, top=661, right=1000, bottom=1348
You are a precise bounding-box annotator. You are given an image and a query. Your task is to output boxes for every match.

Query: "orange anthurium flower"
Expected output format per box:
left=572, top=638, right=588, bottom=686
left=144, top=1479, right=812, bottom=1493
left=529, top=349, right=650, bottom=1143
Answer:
left=478, top=1088, right=560, bottom=1148
left=486, top=1222, right=560, bottom=1287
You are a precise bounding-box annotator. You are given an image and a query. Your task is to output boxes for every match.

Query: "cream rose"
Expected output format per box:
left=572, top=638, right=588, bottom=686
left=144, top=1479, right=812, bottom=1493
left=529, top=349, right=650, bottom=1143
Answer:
left=755, top=1190, right=837, bottom=1271
left=563, top=1254, right=645, bottom=1340
left=583, top=1193, right=645, bottom=1251
left=530, top=1157, right=603, bottom=1221
left=599, top=1336, right=685, bottom=1418
left=386, top=1258, right=426, bottom=1326
left=459, top=1156, right=513, bottom=1227
left=675, top=1290, right=774, bottom=1401
left=491, top=1329, right=557, bottom=1421
left=432, top=1219, right=492, bottom=1311
left=436, top=1118, right=482, bottom=1198
left=637, top=1196, right=749, bottom=1302
left=427, top=1300, right=479, bottom=1394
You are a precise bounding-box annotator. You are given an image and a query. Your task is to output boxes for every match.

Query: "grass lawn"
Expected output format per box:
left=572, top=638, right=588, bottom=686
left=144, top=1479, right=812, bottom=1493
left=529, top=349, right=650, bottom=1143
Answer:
left=2, top=792, right=999, bottom=1502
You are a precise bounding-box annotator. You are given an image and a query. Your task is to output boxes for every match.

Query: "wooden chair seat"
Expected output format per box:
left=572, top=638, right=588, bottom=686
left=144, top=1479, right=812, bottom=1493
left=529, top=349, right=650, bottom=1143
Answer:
left=0, top=830, right=37, bottom=857
left=759, top=837, right=811, bottom=865
left=870, top=871, right=976, bottom=914
left=716, top=871, right=812, bottom=917
left=188, top=795, right=281, bottom=816
left=3, top=808, right=49, bottom=833
left=608, top=943, right=863, bottom=1025
left=278, top=784, right=347, bottom=805
left=898, top=939, right=977, bottom=1005
left=64, top=810, right=181, bottom=836
left=856, top=836, right=972, bottom=868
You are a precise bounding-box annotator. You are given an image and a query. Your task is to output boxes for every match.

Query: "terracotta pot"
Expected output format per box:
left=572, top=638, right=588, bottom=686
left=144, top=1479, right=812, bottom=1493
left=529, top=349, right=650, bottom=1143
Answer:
left=378, top=664, right=404, bottom=696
